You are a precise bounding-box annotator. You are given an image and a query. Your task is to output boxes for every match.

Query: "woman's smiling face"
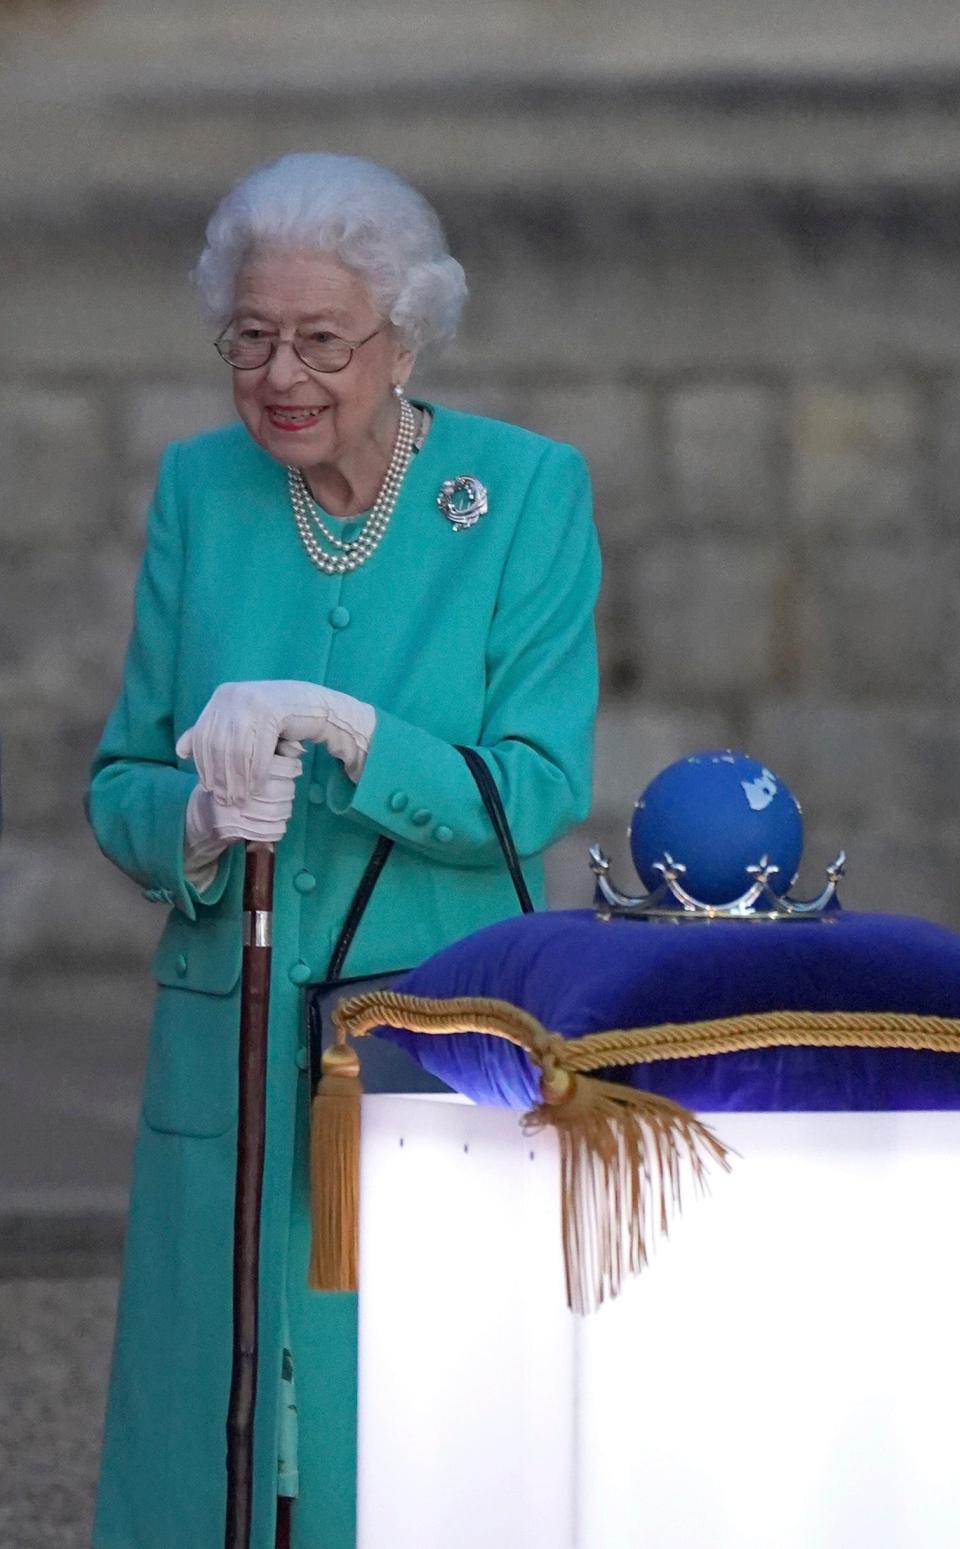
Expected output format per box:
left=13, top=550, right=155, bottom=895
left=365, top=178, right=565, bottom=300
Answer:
left=228, top=247, right=413, bottom=480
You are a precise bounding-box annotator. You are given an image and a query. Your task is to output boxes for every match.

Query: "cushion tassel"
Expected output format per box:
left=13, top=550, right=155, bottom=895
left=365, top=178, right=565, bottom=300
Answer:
left=308, top=1044, right=362, bottom=1292
left=524, top=1065, right=731, bottom=1316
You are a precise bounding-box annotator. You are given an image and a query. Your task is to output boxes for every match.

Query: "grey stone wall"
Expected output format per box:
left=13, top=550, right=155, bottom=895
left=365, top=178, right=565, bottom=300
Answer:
left=2, top=74, right=960, bottom=1042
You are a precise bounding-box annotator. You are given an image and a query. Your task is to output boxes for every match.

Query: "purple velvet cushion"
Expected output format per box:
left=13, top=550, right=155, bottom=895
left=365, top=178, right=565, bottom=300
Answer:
left=378, top=909, right=960, bottom=1111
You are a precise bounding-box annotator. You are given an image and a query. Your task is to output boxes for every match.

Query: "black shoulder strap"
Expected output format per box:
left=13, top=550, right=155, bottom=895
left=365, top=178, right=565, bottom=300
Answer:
left=323, top=744, right=534, bottom=980
left=324, top=835, right=395, bottom=980
left=454, top=744, right=535, bottom=915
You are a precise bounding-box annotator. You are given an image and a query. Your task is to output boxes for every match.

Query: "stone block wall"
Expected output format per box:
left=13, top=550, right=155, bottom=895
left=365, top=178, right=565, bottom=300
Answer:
left=2, top=107, right=960, bottom=1035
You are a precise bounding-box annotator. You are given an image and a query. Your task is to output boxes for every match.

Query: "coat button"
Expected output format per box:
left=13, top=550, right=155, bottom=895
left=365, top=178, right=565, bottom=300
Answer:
left=411, top=808, right=431, bottom=826
left=388, top=790, right=409, bottom=813
left=295, top=1047, right=310, bottom=1072
left=293, top=870, right=317, bottom=894
left=175, top=952, right=188, bottom=978
left=434, top=824, right=454, bottom=843
left=289, top=961, right=311, bottom=985
left=329, top=605, right=351, bottom=630
left=307, top=782, right=326, bottom=806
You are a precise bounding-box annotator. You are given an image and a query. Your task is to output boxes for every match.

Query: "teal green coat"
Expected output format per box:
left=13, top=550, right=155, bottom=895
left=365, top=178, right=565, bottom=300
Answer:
left=88, top=403, right=600, bottom=1549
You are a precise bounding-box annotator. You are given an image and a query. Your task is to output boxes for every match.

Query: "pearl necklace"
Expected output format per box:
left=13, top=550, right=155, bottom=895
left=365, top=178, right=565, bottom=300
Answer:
left=287, top=396, right=416, bottom=576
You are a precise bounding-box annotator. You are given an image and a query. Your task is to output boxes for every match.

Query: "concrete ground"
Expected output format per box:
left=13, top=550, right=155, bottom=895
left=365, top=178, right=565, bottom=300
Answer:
left=0, top=973, right=143, bottom=1545
left=0, top=1277, right=118, bottom=1549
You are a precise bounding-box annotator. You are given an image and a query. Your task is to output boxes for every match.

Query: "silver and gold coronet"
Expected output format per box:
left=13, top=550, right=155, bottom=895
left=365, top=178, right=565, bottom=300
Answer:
left=589, top=846, right=847, bottom=922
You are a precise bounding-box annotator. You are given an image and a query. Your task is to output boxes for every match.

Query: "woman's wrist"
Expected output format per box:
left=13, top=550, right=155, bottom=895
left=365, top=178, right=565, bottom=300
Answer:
left=183, top=784, right=231, bottom=891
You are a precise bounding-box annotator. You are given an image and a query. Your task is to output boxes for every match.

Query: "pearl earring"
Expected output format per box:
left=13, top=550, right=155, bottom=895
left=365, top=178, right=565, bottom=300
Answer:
left=392, top=384, right=404, bottom=399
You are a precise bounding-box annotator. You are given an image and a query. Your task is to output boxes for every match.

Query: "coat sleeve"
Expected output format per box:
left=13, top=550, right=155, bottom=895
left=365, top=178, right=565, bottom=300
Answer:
left=85, top=443, right=241, bottom=921
left=325, top=440, right=601, bottom=867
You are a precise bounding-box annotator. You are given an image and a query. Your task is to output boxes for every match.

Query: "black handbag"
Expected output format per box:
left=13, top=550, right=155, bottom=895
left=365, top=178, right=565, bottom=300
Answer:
left=306, top=745, right=535, bottom=1093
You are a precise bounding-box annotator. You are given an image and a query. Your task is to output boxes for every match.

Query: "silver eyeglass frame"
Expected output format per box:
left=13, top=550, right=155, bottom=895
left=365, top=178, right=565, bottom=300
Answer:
left=214, top=324, right=384, bottom=373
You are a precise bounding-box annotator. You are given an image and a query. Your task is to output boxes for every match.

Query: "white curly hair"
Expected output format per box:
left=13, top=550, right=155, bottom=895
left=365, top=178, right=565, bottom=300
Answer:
left=193, top=152, right=467, bottom=352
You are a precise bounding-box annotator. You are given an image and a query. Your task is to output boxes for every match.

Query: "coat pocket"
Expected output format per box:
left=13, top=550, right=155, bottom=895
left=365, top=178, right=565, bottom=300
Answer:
left=141, top=916, right=243, bottom=1137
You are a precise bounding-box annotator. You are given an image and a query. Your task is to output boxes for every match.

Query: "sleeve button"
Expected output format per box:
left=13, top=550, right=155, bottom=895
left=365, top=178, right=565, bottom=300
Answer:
left=411, top=808, right=432, bottom=827
left=434, top=825, right=454, bottom=844
left=307, top=782, right=326, bottom=806
left=174, top=952, right=188, bottom=978
left=295, top=1047, right=310, bottom=1072
left=388, top=791, right=409, bottom=813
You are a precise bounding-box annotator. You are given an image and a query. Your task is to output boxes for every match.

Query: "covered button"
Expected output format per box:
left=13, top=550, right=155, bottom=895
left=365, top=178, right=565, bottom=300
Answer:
left=289, top=961, right=311, bottom=986
left=293, top=870, right=317, bottom=894
left=175, top=952, right=188, bottom=978
left=328, top=606, right=351, bottom=630
left=307, top=782, right=326, bottom=806
left=434, top=825, right=454, bottom=844
left=388, top=791, right=409, bottom=813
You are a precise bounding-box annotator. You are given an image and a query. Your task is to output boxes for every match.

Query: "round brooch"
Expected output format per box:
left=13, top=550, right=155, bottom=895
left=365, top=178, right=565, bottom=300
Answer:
left=437, top=476, right=489, bottom=532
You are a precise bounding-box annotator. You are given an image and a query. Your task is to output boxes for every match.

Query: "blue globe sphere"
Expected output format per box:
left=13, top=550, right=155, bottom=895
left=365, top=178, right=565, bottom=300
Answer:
left=630, top=750, right=804, bottom=906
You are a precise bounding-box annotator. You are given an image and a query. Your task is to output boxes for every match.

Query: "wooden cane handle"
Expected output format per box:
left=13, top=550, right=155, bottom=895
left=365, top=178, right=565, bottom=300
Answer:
left=243, top=840, right=276, bottom=912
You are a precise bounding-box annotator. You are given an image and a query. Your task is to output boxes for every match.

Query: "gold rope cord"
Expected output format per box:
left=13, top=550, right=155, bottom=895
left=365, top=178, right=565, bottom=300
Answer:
left=334, top=990, right=960, bottom=1070
left=335, top=991, right=565, bottom=1077
left=330, top=991, right=960, bottom=1314
left=539, top=1008, right=960, bottom=1066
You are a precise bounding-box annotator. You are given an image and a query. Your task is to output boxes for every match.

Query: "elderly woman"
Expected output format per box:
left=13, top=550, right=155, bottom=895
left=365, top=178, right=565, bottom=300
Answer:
left=88, top=152, right=600, bottom=1549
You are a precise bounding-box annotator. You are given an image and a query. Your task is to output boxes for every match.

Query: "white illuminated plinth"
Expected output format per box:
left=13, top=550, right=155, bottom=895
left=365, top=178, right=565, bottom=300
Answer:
left=577, top=1111, right=960, bottom=1549
left=358, top=1102, right=960, bottom=1548
left=357, top=1094, right=576, bottom=1549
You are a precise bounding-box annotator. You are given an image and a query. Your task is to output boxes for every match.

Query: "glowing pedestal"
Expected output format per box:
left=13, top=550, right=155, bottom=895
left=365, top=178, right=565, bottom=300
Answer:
left=358, top=1102, right=960, bottom=1549
left=357, top=1094, right=575, bottom=1549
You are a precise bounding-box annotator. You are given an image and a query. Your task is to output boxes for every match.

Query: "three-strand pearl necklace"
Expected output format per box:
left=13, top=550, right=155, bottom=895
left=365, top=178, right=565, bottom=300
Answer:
left=286, top=396, right=416, bottom=576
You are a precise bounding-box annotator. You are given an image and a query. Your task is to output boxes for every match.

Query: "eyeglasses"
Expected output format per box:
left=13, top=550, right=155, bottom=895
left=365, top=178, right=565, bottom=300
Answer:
left=214, top=324, right=383, bottom=373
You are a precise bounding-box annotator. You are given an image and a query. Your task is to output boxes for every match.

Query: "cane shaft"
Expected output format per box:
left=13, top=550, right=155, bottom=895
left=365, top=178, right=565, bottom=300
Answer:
left=225, top=841, right=275, bottom=1549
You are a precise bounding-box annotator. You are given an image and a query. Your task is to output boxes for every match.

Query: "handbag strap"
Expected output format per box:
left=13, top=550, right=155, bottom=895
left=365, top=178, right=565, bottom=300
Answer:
left=324, top=834, right=395, bottom=981
left=323, top=743, right=534, bottom=980
left=454, top=744, right=535, bottom=915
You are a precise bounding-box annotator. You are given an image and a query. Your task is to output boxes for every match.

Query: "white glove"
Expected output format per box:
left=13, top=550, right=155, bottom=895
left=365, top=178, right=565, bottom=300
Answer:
left=175, top=680, right=376, bottom=807
left=183, top=741, right=303, bottom=891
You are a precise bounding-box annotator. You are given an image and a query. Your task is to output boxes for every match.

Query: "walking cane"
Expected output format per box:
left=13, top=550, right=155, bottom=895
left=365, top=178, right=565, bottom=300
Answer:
left=225, top=840, right=275, bottom=1549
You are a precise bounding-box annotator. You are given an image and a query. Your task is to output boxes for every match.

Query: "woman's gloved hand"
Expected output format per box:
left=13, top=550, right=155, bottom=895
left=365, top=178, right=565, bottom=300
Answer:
left=183, top=740, right=303, bottom=890
left=175, top=681, right=376, bottom=806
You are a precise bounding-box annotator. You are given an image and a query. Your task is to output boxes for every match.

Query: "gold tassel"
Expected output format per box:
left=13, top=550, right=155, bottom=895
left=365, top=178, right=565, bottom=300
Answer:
left=326, top=988, right=734, bottom=1314
left=525, top=1065, right=731, bottom=1316
left=308, top=1043, right=362, bottom=1292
